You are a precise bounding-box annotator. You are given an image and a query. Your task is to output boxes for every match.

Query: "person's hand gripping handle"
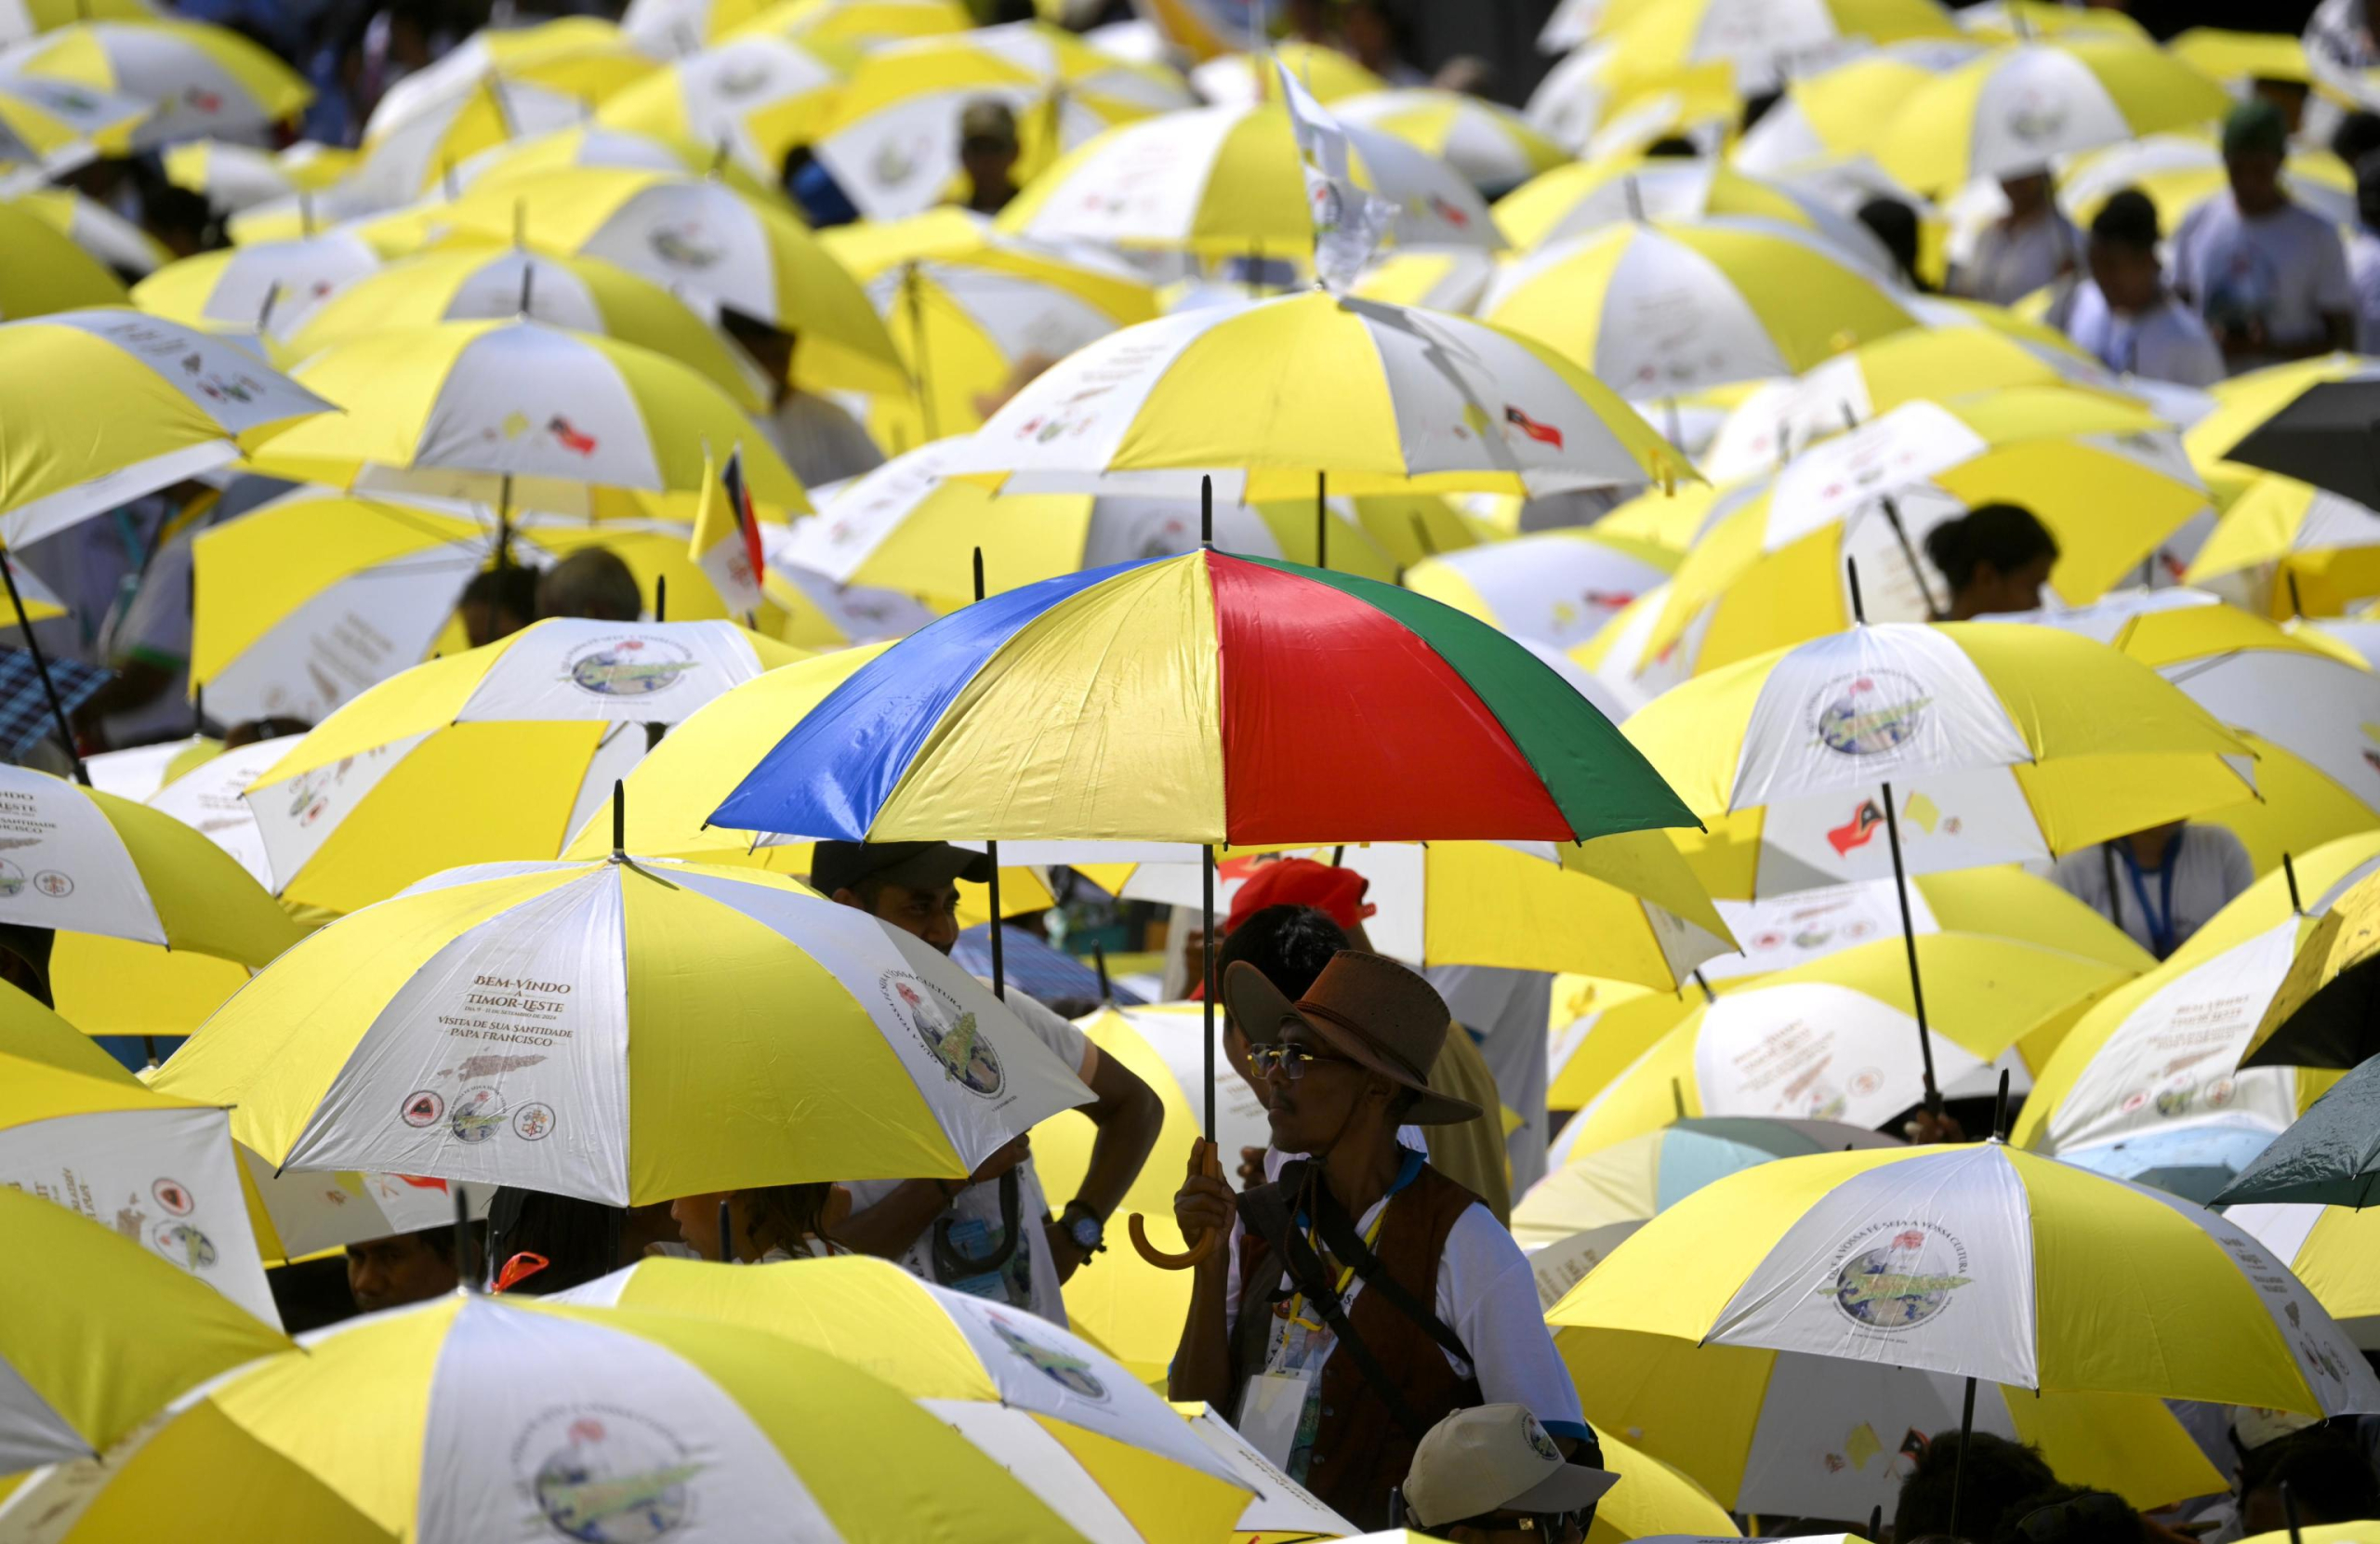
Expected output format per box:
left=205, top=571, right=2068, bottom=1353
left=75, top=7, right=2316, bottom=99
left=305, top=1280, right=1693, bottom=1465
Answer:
left=1130, top=1138, right=1227, bottom=1269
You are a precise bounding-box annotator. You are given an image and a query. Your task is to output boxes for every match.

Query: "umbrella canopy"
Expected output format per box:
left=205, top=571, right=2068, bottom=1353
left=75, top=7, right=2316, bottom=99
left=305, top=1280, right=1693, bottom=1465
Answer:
left=995, top=101, right=1500, bottom=257
left=2182, top=352, right=2369, bottom=474
left=2186, top=474, right=2380, bottom=618
left=0, top=1184, right=288, bottom=1475
left=1593, top=0, right=1961, bottom=94
left=736, top=0, right=972, bottom=51
left=2059, top=131, right=2356, bottom=240
left=1549, top=1142, right=2380, bottom=1413
left=456, top=124, right=786, bottom=206
left=1401, top=527, right=1679, bottom=653
left=7, top=186, right=168, bottom=279
left=0, top=309, right=328, bottom=548
left=128, top=231, right=382, bottom=338
left=1187, top=41, right=1384, bottom=105
left=812, top=21, right=1194, bottom=222
left=1333, top=87, right=1568, bottom=195
left=1170, top=1401, right=1358, bottom=1543
left=2244, top=862, right=2380, bottom=1071
left=1870, top=40, right=2233, bottom=192
left=931, top=290, right=1691, bottom=502
left=0, top=762, right=299, bottom=965
left=0, top=19, right=310, bottom=150
left=2213, top=1052, right=2380, bottom=1207
left=0, top=74, right=148, bottom=174
left=285, top=246, right=769, bottom=413
left=591, top=33, right=844, bottom=180
left=0, top=200, right=128, bottom=322
left=1624, top=621, right=2254, bottom=900
left=710, top=548, right=1699, bottom=847
left=0, top=1293, right=1078, bottom=1541
left=438, top=167, right=906, bottom=397
left=245, top=318, right=810, bottom=518
left=2225, top=366, right=2380, bottom=510
left=1479, top=217, right=1920, bottom=400
left=2228, top=1202, right=2380, bottom=1349
left=2016, top=831, right=2378, bottom=1174
left=1728, top=38, right=1986, bottom=175
left=1513, top=1116, right=1901, bottom=1248
left=236, top=618, right=804, bottom=914
left=152, top=855, right=1091, bottom=1205
left=160, top=137, right=354, bottom=213
left=562, top=1255, right=1251, bottom=1544
left=1493, top=154, right=1895, bottom=269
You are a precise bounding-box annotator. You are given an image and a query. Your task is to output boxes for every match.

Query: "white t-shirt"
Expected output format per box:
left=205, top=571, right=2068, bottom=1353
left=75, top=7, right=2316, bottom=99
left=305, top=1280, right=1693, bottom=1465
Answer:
left=843, top=985, right=1091, bottom=1326
left=2347, top=229, right=2380, bottom=353
left=2050, top=825, right=2256, bottom=960
left=2172, top=197, right=2355, bottom=367
left=1223, top=1150, right=1588, bottom=1456
left=1951, top=211, right=2081, bottom=307
left=2058, top=282, right=2227, bottom=389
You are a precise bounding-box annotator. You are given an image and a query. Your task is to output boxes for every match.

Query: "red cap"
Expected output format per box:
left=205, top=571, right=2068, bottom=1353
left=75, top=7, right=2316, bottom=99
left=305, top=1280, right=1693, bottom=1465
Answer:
left=1224, top=858, right=1375, bottom=937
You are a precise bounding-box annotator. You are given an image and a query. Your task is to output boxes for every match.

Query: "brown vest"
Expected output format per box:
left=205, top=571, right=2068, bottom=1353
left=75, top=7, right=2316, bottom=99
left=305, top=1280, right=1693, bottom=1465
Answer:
left=1227, top=1161, right=1485, bottom=1530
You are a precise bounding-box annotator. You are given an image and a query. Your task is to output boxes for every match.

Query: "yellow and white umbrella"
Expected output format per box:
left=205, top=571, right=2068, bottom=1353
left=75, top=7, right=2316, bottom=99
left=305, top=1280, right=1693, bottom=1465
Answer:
left=356, top=17, right=657, bottom=151
left=2228, top=1202, right=2380, bottom=1348
left=1646, top=396, right=2212, bottom=676
left=1170, top=1402, right=1358, bottom=1543
left=128, top=231, right=381, bottom=338
left=0, top=309, right=327, bottom=546
left=1957, top=1, right=2151, bottom=43
left=1347, top=246, right=1500, bottom=313
left=2188, top=473, right=2380, bottom=618
left=934, top=288, right=1690, bottom=502
left=286, top=246, right=769, bottom=413
left=1550, top=1142, right=2380, bottom=1414
left=1697, top=324, right=2111, bottom=483
left=997, top=101, right=1501, bottom=257
left=1625, top=620, right=2256, bottom=900
left=592, top=33, right=844, bottom=180
left=0, top=19, right=309, bottom=149
left=1593, top=0, right=1963, bottom=94
left=1492, top=152, right=1896, bottom=268
left=565, top=1255, right=1252, bottom=1544
left=1524, top=44, right=1740, bottom=160
left=0, top=1030, right=279, bottom=1324
left=0, top=0, right=155, bottom=46
left=2059, top=131, right=2357, bottom=244
left=0, top=1293, right=1078, bottom=1543
left=1871, top=40, right=2233, bottom=192
left=238, top=618, right=805, bottom=913
left=7, top=187, right=169, bottom=277
left=1187, top=41, right=1383, bottom=106
left=0, top=200, right=127, bottom=321
left=736, top=0, right=972, bottom=51
left=0, top=73, right=147, bottom=174
left=1728, top=37, right=1985, bottom=175
left=138, top=732, right=290, bottom=891
left=456, top=122, right=786, bottom=206
left=619, top=0, right=784, bottom=55
left=2013, top=831, right=2377, bottom=1176
left=813, top=21, right=1193, bottom=221
left=439, top=167, right=906, bottom=396
left=0, top=1182, right=288, bottom=1476
left=1480, top=216, right=1920, bottom=400
left=1402, top=526, right=1679, bottom=652
left=823, top=213, right=1158, bottom=445
left=153, top=854, right=1091, bottom=1203
left=1333, top=86, right=1568, bottom=195
left=247, top=318, right=809, bottom=519
left=160, top=136, right=353, bottom=213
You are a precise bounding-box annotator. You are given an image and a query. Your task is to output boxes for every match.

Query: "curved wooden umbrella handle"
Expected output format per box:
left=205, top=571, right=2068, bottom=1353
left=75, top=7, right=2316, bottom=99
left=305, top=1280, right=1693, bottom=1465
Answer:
left=1127, top=1138, right=1223, bottom=1270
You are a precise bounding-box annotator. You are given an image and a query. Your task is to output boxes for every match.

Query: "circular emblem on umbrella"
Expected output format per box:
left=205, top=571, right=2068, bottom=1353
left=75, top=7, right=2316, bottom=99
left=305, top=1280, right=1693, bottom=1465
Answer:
left=646, top=221, right=722, bottom=271
left=521, top=1409, right=704, bottom=1543
left=450, top=1086, right=507, bottom=1143
left=153, top=1221, right=218, bottom=1271
left=1816, top=1221, right=1972, bottom=1330
left=565, top=635, right=699, bottom=698
left=986, top=1312, right=1107, bottom=1400
left=1810, top=670, right=1933, bottom=757
left=879, top=970, right=1003, bottom=1097
left=402, top=1089, right=446, bottom=1128
left=152, top=1177, right=195, bottom=1216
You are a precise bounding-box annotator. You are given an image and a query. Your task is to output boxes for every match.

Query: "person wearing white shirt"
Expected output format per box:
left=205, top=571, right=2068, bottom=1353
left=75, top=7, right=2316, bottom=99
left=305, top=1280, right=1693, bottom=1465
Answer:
left=2051, top=822, right=2256, bottom=961
left=2052, top=188, right=2226, bottom=389
left=2172, top=99, right=2357, bottom=374
left=1949, top=170, right=2081, bottom=306
left=721, top=310, right=886, bottom=488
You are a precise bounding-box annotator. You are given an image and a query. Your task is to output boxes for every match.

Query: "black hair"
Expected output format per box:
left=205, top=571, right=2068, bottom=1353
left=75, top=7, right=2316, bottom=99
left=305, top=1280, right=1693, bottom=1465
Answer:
left=1990, top=1485, right=2137, bottom=1544
left=1894, top=1431, right=2058, bottom=1544
left=536, top=548, right=643, bottom=623
left=483, top=1189, right=619, bottom=1294
left=460, top=564, right=538, bottom=623
left=1217, top=904, right=1348, bottom=1000
left=1923, top=503, right=2059, bottom=593
left=2089, top=188, right=2161, bottom=253
left=1642, top=136, right=1701, bottom=159
left=2335, top=111, right=2380, bottom=169
left=1857, top=196, right=1924, bottom=289
left=2241, top=1428, right=2380, bottom=1524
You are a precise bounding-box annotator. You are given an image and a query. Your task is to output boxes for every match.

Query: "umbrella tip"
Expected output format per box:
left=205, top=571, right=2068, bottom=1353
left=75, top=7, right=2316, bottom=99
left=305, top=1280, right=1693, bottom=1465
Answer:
left=611, top=779, right=626, bottom=859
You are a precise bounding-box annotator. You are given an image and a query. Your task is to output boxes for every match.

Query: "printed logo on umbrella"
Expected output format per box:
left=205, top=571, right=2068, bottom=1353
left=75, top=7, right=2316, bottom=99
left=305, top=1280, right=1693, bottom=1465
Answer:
left=2003, top=89, right=2070, bottom=146
left=1810, top=671, right=1933, bottom=757
left=520, top=1409, right=705, bottom=1543
left=1504, top=403, right=1563, bottom=449
left=879, top=970, right=1003, bottom=1097
left=1816, top=1221, right=1972, bottom=1330
left=564, top=635, right=699, bottom=698
left=986, top=1311, right=1108, bottom=1400
left=646, top=222, right=723, bottom=270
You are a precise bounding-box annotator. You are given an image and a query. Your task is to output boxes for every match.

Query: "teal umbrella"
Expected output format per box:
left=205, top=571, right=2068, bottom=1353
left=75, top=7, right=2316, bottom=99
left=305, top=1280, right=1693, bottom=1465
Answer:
left=2214, top=1053, right=2380, bottom=1208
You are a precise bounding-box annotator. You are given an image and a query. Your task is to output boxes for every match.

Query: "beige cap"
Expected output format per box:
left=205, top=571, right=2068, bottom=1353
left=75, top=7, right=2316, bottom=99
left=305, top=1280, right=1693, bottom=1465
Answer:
left=1403, top=1405, right=1620, bottom=1530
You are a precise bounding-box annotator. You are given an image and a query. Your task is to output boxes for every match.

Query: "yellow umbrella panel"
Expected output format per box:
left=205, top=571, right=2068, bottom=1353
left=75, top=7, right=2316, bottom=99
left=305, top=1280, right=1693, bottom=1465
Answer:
left=0, top=201, right=129, bottom=321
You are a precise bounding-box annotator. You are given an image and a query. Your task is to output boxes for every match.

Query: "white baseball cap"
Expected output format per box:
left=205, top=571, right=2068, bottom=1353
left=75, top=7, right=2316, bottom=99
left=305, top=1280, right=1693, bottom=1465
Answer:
left=1403, top=1405, right=1620, bottom=1530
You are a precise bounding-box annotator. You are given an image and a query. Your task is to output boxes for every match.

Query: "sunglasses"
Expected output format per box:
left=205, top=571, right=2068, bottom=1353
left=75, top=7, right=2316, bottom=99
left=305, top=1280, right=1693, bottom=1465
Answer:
left=1245, top=1042, right=1356, bottom=1080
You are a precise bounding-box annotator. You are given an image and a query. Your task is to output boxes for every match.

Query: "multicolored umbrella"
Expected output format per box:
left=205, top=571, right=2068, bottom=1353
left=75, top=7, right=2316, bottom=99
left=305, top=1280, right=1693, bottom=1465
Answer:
left=710, top=548, right=1697, bottom=848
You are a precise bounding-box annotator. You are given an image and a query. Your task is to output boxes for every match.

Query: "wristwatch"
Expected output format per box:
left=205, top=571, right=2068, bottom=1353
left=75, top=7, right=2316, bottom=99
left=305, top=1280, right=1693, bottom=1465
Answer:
left=1059, top=1201, right=1105, bottom=1258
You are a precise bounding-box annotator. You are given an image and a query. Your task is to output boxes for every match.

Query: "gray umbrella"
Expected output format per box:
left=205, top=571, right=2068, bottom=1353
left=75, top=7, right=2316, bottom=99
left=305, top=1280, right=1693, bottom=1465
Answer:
left=2212, top=1052, right=2380, bottom=1208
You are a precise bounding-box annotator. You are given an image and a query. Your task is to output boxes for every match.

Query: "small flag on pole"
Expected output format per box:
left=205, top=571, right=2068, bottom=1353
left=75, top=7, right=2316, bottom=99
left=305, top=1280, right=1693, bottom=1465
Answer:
left=692, top=445, right=766, bottom=620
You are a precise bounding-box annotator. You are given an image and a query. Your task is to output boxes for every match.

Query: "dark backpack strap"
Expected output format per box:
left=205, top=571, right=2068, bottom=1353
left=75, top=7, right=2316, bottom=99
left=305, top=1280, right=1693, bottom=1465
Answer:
left=1307, top=1176, right=1474, bottom=1370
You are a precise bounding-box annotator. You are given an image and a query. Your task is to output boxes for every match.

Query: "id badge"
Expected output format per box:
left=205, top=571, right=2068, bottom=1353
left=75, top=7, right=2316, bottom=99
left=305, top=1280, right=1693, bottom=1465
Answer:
left=937, top=1217, right=1008, bottom=1300
left=1236, top=1370, right=1314, bottom=1471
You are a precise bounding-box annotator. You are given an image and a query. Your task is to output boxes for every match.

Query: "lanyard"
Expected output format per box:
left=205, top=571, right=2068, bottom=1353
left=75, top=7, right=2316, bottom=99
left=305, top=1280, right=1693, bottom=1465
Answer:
left=2116, top=840, right=2180, bottom=959
left=1283, top=1207, right=1387, bottom=1335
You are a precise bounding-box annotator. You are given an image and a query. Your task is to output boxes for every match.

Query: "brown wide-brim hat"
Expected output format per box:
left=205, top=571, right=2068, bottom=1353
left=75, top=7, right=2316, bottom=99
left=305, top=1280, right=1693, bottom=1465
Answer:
left=1223, top=951, right=1481, bottom=1126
